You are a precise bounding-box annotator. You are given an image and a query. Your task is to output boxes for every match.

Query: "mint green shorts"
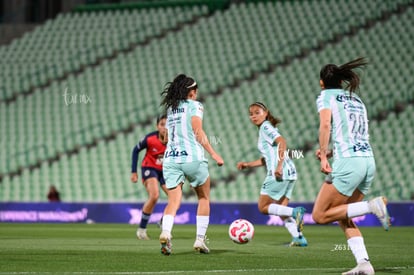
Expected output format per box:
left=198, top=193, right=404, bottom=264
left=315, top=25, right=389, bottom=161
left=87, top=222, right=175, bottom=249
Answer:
left=163, top=160, right=209, bottom=189
left=260, top=176, right=296, bottom=201
left=326, top=157, right=376, bottom=197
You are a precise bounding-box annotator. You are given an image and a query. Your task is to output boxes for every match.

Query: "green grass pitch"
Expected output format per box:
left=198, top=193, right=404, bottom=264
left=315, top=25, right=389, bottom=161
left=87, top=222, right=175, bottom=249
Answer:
left=0, top=223, right=413, bottom=274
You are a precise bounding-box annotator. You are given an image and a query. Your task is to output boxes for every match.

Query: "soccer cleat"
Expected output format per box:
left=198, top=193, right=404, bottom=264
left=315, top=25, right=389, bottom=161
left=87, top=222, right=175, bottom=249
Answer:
left=342, top=261, right=375, bottom=275
left=136, top=228, right=150, bottom=240
left=289, top=235, right=308, bottom=247
left=193, top=236, right=210, bottom=254
left=292, top=206, right=306, bottom=233
left=159, top=231, right=172, bottom=256
left=368, top=196, right=390, bottom=231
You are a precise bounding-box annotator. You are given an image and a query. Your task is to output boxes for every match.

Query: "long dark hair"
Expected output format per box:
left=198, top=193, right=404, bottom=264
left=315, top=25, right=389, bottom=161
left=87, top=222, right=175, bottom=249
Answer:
left=160, top=74, right=197, bottom=111
left=156, top=113, right=167, bottom=124
left=249, top=102, right=281, bottom=127
left=320, top=57, right=368, bottom=94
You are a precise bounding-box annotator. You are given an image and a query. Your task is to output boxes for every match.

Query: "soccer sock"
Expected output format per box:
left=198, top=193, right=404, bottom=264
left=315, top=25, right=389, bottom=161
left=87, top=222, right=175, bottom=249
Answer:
left=284, top=217, right=299, bottom=238
left=348, top=236, right=370, bottom=264
left=196, top=215, right=209, bottom=239
left=268, top=204, right=293, bottom=217
left=139, top=212, right=151, bottom=229
left=161, top=215, right=174, bottom=236
left=347, top=201, right=370, bottom=218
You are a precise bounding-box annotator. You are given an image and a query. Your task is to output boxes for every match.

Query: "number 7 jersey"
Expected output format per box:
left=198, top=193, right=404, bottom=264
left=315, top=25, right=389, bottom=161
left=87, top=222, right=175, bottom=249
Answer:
left=316, top=89, right=374, bottom=159
left=164, top=99, right=206, bottom=164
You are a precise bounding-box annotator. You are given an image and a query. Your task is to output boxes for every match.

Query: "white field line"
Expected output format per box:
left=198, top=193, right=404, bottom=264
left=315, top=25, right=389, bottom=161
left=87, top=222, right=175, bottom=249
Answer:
left=0, top=266, right=413, bottom=274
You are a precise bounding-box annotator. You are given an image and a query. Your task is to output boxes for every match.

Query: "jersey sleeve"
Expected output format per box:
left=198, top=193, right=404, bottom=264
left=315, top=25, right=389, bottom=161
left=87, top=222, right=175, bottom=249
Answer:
left=316, top=90, right=331, bottom=112
left=262, top=122, right=281, bottom=143
left=131, top=136, right=148, bottom=173
left=190, top=101, right=204, bottom=119
left=136, top=135, right=148, bottom=152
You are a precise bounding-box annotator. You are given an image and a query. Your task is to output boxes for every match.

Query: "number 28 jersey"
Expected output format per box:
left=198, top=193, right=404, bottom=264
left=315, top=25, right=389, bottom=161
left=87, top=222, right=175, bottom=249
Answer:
left=164, top=99, right=206, bottom=164
left=316, top=89, right=373, bottom=159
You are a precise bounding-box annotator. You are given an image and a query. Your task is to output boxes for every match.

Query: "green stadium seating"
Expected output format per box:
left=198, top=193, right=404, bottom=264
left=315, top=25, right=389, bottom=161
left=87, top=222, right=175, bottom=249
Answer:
left=0, top=6, right=209, bottom=101
left=0, top=1, right=413, bottom=202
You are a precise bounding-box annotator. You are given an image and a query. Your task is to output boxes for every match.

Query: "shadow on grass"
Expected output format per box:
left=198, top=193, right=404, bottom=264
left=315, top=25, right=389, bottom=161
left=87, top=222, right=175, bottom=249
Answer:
left=169, top=249, right=255, bottom=256
left=375, top=267, right=404, bottom=274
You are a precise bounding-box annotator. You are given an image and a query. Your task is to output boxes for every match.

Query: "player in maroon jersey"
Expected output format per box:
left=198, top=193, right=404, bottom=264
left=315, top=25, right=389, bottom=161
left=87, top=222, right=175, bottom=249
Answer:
left=131, top=114, right=167, bottom=240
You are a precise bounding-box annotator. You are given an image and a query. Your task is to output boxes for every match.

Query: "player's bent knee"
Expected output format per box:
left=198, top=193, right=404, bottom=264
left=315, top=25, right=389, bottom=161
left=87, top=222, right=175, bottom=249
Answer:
left=312, top=211, right=328, bottom=224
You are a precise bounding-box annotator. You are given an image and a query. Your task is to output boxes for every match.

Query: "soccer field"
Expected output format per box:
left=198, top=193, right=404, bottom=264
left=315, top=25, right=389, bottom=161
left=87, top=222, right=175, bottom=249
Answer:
left=0, top=224, right=413, bottom=274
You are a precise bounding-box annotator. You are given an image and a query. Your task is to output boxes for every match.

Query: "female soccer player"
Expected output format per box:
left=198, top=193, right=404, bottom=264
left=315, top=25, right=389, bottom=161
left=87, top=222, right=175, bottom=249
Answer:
left=131, top=114, right=167, bottom=240
left=312, top=57, right=390, bottom=275
left=159, top=74, right=224, bottom=255
left=237, top=102, right=307, bottom=247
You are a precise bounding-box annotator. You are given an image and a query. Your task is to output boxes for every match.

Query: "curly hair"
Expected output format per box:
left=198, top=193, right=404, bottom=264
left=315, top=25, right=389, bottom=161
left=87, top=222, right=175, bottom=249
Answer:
left=160, top=74, right=198, bottom=111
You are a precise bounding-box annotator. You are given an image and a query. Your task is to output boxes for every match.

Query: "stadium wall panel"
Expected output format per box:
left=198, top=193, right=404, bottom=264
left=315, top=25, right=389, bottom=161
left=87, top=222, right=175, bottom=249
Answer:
left=0, top=202, right=412, bottom=226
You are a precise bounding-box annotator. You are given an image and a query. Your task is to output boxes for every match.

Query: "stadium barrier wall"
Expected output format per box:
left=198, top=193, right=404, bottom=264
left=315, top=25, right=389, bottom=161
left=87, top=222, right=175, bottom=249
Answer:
left=72, top=0, right=317, bottom=14
left=0, top=202, right=413, bottom=226
left=73, top=0, right=230, bottom=13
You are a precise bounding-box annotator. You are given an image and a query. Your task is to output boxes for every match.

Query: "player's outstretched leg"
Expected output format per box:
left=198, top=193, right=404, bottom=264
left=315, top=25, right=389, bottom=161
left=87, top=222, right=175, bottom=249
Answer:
left=368, top=196, right=390, bottom=231
left=159, top=231, right=172, bottom=256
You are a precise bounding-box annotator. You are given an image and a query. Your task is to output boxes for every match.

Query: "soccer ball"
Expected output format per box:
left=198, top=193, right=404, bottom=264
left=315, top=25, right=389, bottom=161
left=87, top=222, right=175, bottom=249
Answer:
left=228, top=219, right=254, bottom=244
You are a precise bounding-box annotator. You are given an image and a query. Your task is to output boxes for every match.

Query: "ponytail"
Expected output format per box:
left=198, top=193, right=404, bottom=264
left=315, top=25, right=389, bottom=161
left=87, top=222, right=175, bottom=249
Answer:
left=320, top=57, right=368, bottom=94
left=267, top=110, right=281, bottom=127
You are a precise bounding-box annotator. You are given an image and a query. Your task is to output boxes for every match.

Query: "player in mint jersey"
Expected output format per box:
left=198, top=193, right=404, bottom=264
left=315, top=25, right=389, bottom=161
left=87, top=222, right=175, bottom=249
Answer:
left=237, top=102, right=307, bottom=247
left=131, top=114, right=167, bottom=240
left=159, top=74, right=224, bottom=255
left=312, top=57, right=390, bottom=275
